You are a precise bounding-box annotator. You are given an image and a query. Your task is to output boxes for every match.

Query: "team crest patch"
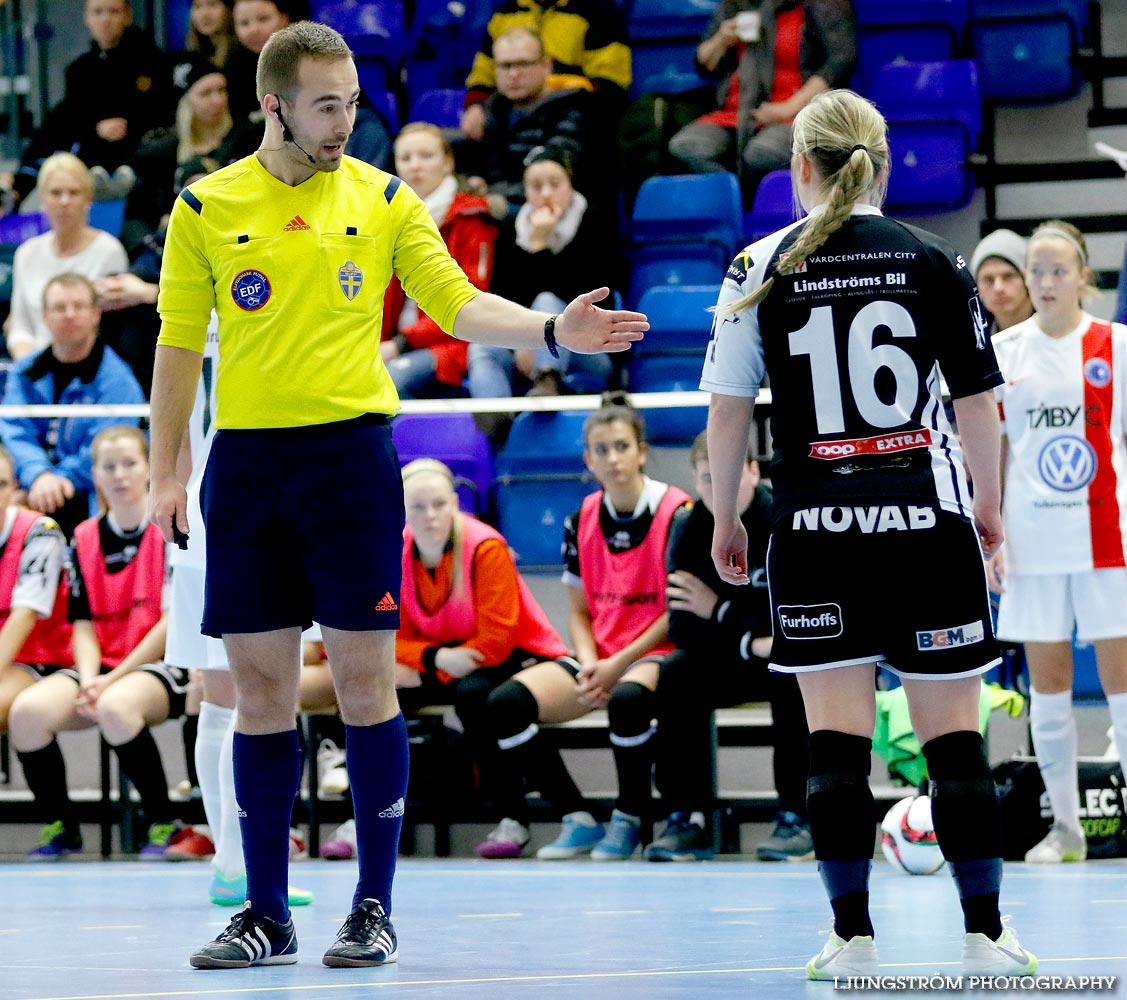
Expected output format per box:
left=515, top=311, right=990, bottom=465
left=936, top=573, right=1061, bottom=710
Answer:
left=231, top=269, right=270, bottom=311
left=1085, top=356, right=1112, bottom=388
left=338, top=260, right=364, bottom=300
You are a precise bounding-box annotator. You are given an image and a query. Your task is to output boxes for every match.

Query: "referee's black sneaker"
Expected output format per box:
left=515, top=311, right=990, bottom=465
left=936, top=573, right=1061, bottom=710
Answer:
left=322, top=898, right=398, bottom=967
left=190, top=902, right=298, bottom=968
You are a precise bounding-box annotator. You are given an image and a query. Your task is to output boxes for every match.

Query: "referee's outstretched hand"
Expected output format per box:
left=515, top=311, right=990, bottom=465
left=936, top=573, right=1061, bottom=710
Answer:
left=555, top=287, right=648, bottom=355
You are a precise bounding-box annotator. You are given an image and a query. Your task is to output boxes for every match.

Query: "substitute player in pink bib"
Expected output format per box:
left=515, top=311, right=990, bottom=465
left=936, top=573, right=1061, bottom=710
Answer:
left=478, top=400, right=690, bottom=859
left=991, top=219, right=1127, bottom=864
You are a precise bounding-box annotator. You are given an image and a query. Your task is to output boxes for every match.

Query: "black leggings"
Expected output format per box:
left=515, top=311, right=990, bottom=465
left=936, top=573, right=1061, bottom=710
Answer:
left=654, top=648, right=810, bottom=817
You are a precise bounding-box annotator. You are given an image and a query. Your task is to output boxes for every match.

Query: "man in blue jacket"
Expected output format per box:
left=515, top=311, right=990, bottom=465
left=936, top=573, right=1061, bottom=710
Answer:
left=1, top=272, right=144, bottom=539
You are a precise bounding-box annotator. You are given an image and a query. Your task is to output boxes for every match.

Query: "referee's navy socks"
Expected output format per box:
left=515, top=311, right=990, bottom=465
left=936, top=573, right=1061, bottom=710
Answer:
left=807, top=730, right=876, bottom=940
left=346, top=713, right=409, bottom=913
left=233, top=729, right=302, bottom=924
left=923, top=730, right=1004, bottom=940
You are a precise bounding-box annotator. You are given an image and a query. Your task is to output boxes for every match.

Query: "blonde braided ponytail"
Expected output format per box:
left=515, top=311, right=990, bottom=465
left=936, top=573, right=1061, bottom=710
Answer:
left=717, top=90, right=889, bottom=317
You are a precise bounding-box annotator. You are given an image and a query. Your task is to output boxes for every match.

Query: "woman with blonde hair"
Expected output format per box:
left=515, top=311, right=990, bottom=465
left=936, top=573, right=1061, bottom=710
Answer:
left=10, top=425, right=199, bottom=860
left=398, top=460, right=567, bottom=745
left=991, top=219, right=1127, bottom=865
left=186, top=0, right=237, bottom=69
left=702, top=88, right=1035, bottom=979
left=5, top=153, right=128, bottom=359
left=318, top=458, right=569, bottom=860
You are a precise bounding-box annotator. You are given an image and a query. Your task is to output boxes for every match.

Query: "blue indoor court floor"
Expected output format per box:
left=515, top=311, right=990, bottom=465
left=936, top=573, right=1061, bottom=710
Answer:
left=3, top=859, right=1127, bottom=1000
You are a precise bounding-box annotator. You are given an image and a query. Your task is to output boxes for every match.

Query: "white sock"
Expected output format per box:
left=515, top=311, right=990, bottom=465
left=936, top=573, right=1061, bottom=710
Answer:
left=196, top=701, right=232, bottom=840
left=216, top=711, right=245, bottom=878
left=1105, top=692, right=1127, bottom=768
left=1029, top=688, right=1081, bottom=835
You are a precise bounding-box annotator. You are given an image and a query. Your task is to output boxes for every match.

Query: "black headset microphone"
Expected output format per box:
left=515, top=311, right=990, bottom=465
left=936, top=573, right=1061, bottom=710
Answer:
left=274, top=103, right=317, bottom=165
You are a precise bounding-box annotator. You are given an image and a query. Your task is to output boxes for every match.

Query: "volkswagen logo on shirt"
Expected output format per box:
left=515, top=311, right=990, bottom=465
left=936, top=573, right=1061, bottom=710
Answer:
left=231, top=269, right=271, bottom=311
left=1038, top=435, right=1097, bottom=491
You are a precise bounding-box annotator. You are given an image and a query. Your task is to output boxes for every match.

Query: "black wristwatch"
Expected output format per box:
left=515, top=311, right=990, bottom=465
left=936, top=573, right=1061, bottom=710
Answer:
left=544, top=314, right=560, bottom=359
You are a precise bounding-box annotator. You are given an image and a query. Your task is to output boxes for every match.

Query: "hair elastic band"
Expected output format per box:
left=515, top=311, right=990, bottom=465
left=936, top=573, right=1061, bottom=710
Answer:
left=1030, top=226, right=1088, bottom=267
left=850, top=144, right=868, bottom=154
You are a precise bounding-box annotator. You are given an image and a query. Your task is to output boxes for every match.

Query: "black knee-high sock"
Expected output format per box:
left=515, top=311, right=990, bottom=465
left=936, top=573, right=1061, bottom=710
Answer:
left=112, top=728, right=174, bottom=825
left=182, top=714, right=199, bottom=790
left=807, top=730, right=876, bottom=940
left=923, top=730, right=1003, bottom=940
left=488, top=680, right=585, bottom=823
left=18, top=741, right=78, bottom=832
left=607, top=681, right=656, bottom=819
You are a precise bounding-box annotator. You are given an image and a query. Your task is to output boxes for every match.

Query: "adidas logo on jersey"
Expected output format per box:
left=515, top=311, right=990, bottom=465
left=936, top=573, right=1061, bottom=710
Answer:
left=374, top=592, right=398, bottom=611
left=283, top=215, right=311, bottom=231
left=378, top=797, right=405, bottom=819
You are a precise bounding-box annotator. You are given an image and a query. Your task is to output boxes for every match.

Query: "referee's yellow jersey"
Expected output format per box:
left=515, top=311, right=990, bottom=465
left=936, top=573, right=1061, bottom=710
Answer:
left=157, top=154, right=481, bottom=430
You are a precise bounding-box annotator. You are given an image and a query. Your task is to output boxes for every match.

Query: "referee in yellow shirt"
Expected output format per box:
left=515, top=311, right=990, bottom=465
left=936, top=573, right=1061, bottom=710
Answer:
left=150, top=21, right=646, bottom=972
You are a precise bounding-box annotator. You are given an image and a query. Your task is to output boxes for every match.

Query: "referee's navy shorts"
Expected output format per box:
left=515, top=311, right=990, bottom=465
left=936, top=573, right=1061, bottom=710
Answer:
left=200, top=413, right=404, bottom=637
left=766, top=505, right=1001, bottom=681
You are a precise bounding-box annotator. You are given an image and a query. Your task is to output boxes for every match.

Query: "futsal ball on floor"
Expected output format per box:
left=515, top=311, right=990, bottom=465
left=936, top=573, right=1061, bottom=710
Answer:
left=880, top=794, right=946, bottom=875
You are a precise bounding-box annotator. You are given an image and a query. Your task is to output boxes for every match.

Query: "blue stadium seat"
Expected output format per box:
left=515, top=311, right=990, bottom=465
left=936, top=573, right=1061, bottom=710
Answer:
left=316, top=0, right=407, bottom=92
left=1072, top=636, right=1104, bottom=703
left=403, top=0, right=491, bottom=104
left=628, top=0, right=717, bottom=94
left=392, top=412, right=494, bottom=513
left=633, top=284, right=719, bottom=355
left=741, top=168, right=794, bottom=244
left=493, top=474, right=599, bottom=568
left=495, top=410, right=590, bottom=477
left=967, top=0, right=1086, bottom=104
left=872, top=60, right=981, bottom=212
left=630, top=42, right=712, bottom=96
left=369, top=88, right=400, bottom=133
left=627, top=355, right=708, bottom=444
left=628, top=253, right=721, bottom=309
left=408, top=88, right=468, bottom=127
left=628, top=0, right=716, bottom=40
left=89, top=199, right=125, bottom=237
left=0, top=211, right=48, bottom=244
left=851, top=0, right=967, bottom=95
left=631, top=172, right=741, bottom=257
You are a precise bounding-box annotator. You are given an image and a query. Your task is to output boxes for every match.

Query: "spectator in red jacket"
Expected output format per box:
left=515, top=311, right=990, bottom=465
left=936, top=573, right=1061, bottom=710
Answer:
left=382, top=124, right=500, bottom=399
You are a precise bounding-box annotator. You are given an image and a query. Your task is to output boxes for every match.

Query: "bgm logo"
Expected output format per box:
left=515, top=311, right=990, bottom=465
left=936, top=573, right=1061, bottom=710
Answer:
left=1085, top=356, right=1112, bottom=388
left=777, top=603, right=842, bottom=640
left=916, top=619, right=985, bottom=651
left=1038, top=435, right=1097, bottom=492
left=231, top=269, right=270, bottom=311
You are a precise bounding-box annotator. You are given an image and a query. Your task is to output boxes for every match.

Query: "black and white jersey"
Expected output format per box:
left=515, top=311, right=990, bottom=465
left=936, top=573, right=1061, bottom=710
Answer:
left=700, top=204, right=1003, bottom=525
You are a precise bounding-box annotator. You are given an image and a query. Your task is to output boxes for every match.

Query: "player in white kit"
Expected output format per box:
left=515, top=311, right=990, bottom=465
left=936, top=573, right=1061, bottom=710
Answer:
left=164, top=316, right=312, bottom=905
left=991, top=219, right=1127, bottom=864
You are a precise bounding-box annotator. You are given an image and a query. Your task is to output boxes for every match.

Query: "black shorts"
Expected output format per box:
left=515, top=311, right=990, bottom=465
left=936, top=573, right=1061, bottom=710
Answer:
left=57, top=662, right=192, bottom=718
left=14, top=662, right=64, bottom=680
left=766, top=505, right=1001, bottom=680
left=201, top=413, right=404, bottom=636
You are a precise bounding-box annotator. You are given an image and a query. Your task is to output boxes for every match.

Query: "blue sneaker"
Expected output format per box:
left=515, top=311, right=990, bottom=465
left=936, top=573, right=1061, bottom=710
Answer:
left=190, top=902, right=298, bottom=969
left=643, top=812, right=714, bottom=862
left=536, top=811, right=605, bottom=859
left=26, top=821, right=82, bottom=861
left=591, top=809, right=642, bottom=860
left=210, top=871, right=314, bottom=907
